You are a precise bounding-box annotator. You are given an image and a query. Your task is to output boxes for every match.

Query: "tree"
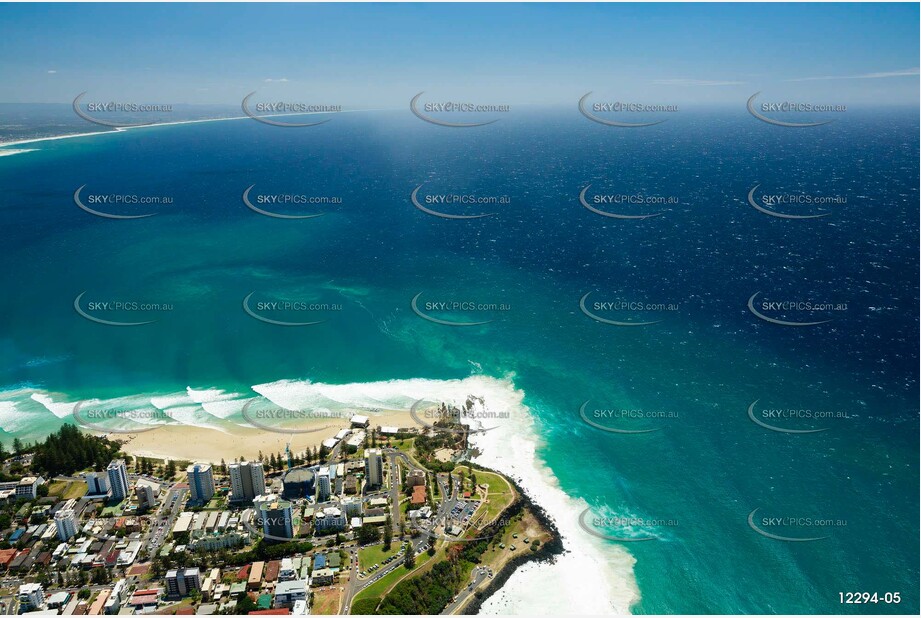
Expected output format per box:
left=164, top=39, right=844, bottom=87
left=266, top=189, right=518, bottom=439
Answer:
left=235, top=595, right=257, bottom=614
left=403, top=542, right=415, bottom=569
left=383, top=514, right=393, bottom=550
left=357, top=525, right=380, bottom=546
left=29, top=425, right=120, bottom=477
left=12, top=438, right=22, bottom=455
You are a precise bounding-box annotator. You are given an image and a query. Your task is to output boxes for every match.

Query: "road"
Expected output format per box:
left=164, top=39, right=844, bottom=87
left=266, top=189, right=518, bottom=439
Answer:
left=441, top=566, right=490, bottom=614
left=341, top=535, right=430, bottom=613
left=388, top=450, right=434, bottom=533
left=149, top=484, right=187, bottom=551
left=385, top=450, right=402, bottom=532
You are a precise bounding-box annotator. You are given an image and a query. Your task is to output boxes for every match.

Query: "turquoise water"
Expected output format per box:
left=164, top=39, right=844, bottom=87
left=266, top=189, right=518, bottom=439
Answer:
left=0, top=109, right=917, bottom=613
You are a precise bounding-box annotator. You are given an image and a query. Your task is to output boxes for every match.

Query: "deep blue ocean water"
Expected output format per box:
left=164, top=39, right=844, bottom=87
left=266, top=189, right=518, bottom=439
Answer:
left=0, top=107, right=917, bottom=613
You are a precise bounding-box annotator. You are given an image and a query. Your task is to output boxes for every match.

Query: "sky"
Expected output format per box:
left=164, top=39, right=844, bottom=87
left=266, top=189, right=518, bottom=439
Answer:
left=0, top=2, right=918, bottom=107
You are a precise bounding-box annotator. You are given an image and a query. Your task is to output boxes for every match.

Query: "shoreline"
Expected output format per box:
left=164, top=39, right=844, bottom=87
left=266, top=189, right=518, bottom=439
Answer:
left=118, top=409, right=416, bottom=463
left=459, top=463, right=566, bottom=615
left=467, top=391, right=640, bottom=615
left=0, top=107, right=389, bottom=150
left=5, top=375, right=640, bottom=614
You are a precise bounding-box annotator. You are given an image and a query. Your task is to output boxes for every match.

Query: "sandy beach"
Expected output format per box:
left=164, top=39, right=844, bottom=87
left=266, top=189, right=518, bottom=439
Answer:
left=0, top=108, right=381, bottom=150
left=118, top=410, right=416, bottom=463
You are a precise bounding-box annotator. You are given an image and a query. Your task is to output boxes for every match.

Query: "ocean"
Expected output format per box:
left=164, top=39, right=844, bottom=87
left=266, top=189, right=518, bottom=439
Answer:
left=0, top=106, right=918, bottom=614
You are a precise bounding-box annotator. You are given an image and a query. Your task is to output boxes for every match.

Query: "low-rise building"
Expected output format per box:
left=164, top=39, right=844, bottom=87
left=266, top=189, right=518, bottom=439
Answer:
left=411, top=485, right=427, bottom=505
left=16, top=476, right=41, bottom=500
left=103, top=579, right=127, bottom=614
left=310, top=568, right=335, bottom=587
left=274, top=579, right=308, bottom=608
left=314, top=506, right=346, bottom=532
left=173, top=511, right=194, bottom=536
left=88, top=588, right=111, bottom=615
left=127, top=588, right=161, bottom=611
left=248, top=561, right=265, bottom=590
left=46, top=591, right=71, bottom=610
left=278, top=558, right=297, bottom=582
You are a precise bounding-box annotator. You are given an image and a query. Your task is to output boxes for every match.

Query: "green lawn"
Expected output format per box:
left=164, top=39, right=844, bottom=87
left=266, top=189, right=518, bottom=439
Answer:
left=203, top=496, right=226, bottom=510
left=358, top=543, right=399, bottom=571
left=474, top=471, right=515, bottom=522
left=101, top=500, right=127, bottom=517
left=351, top=550, right=434, bottom=607
left=393, top=438, right=416, bottom=455
left=47, top=480, right=88, bottom=500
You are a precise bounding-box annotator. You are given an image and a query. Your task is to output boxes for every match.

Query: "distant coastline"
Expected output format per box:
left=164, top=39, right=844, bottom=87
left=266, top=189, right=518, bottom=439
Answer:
left=0, top=107, right=380, bottom=151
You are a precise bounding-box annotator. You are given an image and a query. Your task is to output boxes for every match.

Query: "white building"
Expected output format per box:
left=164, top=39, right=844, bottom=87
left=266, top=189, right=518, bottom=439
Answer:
left=187, top=463, right=215, bottom=503
left=173, top=511, right=194, bottom=535
left=54, top=508, right=79, bottom=542
left=350, top=414, right=370, bottom=428
left=18, top=583, right=45, bottom=611
left=341, top=497, right=362, bottom=518
left=117, top=540, right=142, bottom=566
left=314, top=506, right=346, bottom=532
left=135, top=479, right=160, bottom=510
left=316, top=467, right=331, bottom=502
left=278, top=558, right=297, bottom=582
left=345, top=432, right=365, bottom=452
left=104, top=579, right=127, bottom=614
left=274, top=579, right=308, bottom=608
left=365, top=448, right=383, bottom=488
left=16, top=476, right=41, bottom=500
left=107, top=459, right=129, bottom=501
left=228, top=461, right=265, bottom=502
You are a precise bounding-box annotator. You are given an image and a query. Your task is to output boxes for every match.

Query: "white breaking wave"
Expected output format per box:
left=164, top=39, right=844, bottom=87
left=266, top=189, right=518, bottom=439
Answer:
left=468, top=382, right=640, bottom=615
left=30, top=392, right=77, bottom=419
left=0, top=374, right=638, bottom=615
left=187, top=386, right=247, bottom=420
